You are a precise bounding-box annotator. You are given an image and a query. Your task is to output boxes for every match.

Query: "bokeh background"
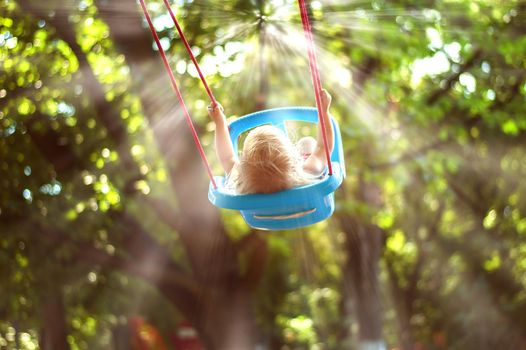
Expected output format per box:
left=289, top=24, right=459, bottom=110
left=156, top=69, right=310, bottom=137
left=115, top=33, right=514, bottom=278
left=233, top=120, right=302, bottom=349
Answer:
left=1, top=0, right=526, bottom=349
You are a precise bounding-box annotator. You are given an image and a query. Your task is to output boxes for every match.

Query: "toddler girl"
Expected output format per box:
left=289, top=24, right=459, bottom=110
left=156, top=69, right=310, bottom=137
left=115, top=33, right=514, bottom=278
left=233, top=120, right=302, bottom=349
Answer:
left=208, top=90, right=334, bottom=194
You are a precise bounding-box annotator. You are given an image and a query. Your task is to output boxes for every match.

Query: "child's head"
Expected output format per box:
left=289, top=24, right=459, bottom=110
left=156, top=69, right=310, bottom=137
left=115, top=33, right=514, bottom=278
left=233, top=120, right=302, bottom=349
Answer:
left=234, top=125, right=307, bottom=194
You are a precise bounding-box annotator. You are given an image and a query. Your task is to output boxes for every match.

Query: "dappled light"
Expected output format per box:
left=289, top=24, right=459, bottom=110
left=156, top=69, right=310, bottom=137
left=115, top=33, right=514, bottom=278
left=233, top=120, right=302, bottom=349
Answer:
left=1, top=0, right=526, bottom=349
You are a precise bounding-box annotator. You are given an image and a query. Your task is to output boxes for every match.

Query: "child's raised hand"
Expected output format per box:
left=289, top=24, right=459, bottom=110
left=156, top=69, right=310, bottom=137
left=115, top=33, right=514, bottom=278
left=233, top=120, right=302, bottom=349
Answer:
left=320, top=89, right=332, bottom=110
left=207, top=102, right=225, bottom=123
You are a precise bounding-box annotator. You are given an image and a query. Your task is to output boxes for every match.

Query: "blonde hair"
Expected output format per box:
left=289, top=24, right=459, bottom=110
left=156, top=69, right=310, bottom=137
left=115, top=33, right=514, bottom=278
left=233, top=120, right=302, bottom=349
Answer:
left=231, top=125, right=312, bottom=194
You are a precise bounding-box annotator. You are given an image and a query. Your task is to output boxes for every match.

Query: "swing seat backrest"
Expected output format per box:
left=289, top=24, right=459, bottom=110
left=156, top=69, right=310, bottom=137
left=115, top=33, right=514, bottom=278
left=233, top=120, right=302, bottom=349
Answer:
left=208, top=107, right=345, bottom=230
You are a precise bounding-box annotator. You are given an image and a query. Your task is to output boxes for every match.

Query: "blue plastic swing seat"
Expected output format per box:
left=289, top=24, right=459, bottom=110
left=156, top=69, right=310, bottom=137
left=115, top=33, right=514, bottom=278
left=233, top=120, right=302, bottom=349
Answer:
left=208, top=107, right=346, bottom=230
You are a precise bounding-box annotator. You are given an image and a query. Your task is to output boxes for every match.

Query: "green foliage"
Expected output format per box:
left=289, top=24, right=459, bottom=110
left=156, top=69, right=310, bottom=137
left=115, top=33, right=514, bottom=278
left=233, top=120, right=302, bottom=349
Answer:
left=1, top=0, right=526, bottom=349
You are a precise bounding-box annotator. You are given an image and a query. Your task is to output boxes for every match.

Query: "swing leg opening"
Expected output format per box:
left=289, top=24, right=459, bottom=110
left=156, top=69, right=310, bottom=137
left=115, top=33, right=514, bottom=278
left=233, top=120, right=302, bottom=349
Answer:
left=253, top=208, right=316, bottom=220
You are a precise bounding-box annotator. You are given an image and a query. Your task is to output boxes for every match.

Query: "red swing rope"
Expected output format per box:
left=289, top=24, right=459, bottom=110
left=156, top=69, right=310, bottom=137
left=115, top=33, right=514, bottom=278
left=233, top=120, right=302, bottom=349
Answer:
left=138, top=0, right=217, bottom=189
left=140, top=0, right=331, bottom=187
left=162, top=0, right=218, bottom=106
left=297, top=0, right=333, bottom=176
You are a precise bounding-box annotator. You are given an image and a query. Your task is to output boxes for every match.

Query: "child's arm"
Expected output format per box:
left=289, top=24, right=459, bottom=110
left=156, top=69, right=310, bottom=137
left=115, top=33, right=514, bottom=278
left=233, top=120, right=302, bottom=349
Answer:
left=303, top=89, right=334, bottom=175
left=208, top=102, right=237, bottom=174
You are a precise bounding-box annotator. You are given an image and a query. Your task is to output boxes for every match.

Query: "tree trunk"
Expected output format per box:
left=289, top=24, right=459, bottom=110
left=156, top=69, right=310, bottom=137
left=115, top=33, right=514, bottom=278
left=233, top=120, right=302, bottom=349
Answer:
left=39, top=289, right=70, bottom=350
left=344, top=220, right=384, bottom=345
left=112, top=324, right=132, bottom=350
left=386, top=264, right=414, bottom=350
left=14, top=321, right=20, bottom=350
left=198, top=288, right=257, bottom=349
left=339, top=180, right=386, bottom=349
